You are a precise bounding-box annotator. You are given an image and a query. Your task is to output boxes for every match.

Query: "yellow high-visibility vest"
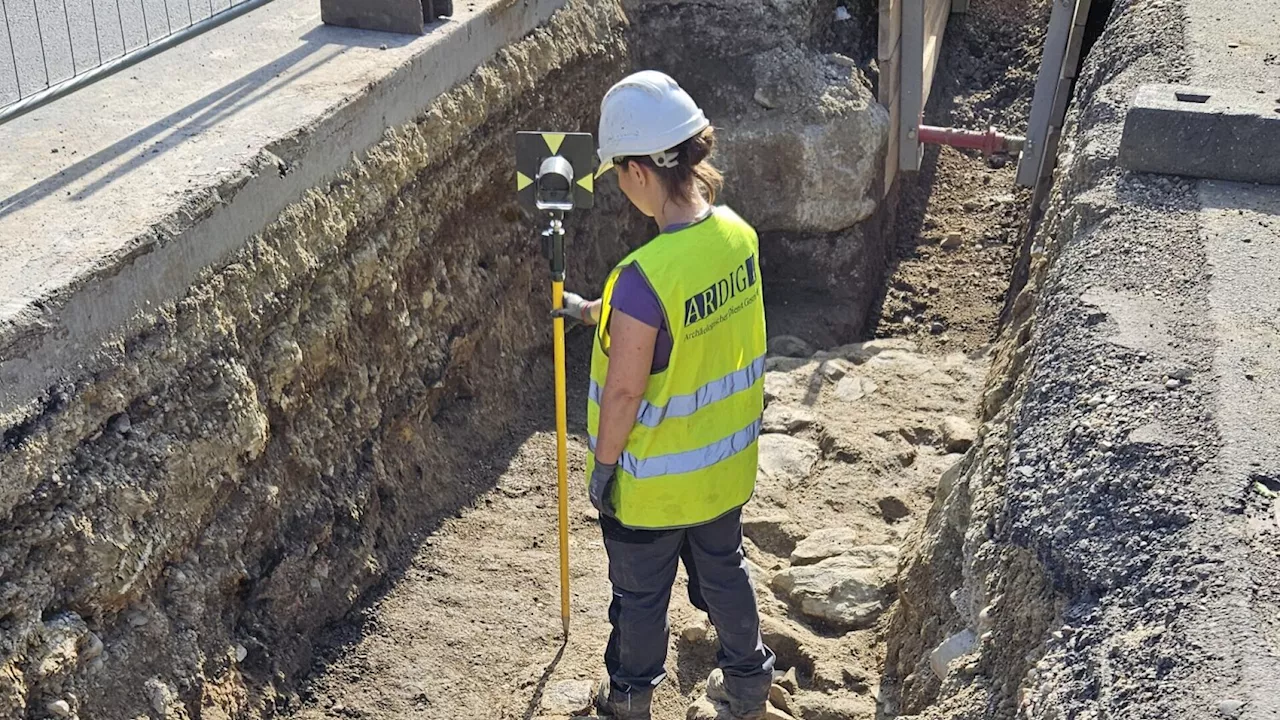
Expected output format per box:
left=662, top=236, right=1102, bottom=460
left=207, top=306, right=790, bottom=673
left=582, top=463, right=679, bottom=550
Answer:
left=587, top=207, right=767, bottom=529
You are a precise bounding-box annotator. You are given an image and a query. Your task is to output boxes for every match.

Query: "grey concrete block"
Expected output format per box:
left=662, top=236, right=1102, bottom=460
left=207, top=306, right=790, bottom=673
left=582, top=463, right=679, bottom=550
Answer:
left=321, top=0, right=452, bottom=34
left=1119, top=84, right=1280, bottom=185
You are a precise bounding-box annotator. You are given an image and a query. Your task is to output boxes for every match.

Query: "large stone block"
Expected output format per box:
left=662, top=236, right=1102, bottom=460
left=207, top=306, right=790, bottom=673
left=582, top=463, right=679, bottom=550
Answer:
left=771, top=555, right=897, bottom=630
left=718, top=50, right=890, bottom=233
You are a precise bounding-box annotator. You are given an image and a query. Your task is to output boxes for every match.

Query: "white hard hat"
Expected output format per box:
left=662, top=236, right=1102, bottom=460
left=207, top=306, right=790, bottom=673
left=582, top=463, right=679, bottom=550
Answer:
left=596, top=70, right=710, bottom=177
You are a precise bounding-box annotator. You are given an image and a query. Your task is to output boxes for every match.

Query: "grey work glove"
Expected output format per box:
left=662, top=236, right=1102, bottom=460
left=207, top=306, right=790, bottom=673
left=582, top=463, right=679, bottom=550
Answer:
left=589, top=459, right=618, bottom=517
left=551, top=291, right=594, bottom=326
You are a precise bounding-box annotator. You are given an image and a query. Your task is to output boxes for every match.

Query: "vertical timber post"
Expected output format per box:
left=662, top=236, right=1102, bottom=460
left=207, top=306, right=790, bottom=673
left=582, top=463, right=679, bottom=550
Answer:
left=1015, top=0, right=1076, bottom=187
left=899, top=0, right=924, bottom=172
left=1038, top=0, right=1092, bottom=188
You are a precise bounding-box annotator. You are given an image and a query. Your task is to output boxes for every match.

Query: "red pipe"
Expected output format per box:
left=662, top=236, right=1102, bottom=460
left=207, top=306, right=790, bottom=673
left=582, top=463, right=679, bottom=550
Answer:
left=917, top=124, right=1026, bottom=156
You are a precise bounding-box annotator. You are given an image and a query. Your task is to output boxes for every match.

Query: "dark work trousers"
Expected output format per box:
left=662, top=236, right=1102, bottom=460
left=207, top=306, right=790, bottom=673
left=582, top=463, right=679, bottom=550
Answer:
left=601, top=509, right=776, bottom=705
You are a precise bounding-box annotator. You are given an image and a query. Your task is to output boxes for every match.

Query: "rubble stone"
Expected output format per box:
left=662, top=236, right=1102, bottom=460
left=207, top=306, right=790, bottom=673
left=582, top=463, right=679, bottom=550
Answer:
left=789, top=528, right=860, bottom=566
left=763, top=404, right=817, bottom=434
left=866, top=350, right=936, bottom=377
left=832, top=339, right=920, bottom=363
left=778, top=667, right=800, bottom=694
left=771, top=556, right=896, bottom=630
left=718, top=49, right=888, bottom=234
left=757, top=435, right=821, bottom=488
left=939, top=416, right=977, bottom=452
left=820, top=359, right=854, bottom=382
left=540, top=680, right=594, bottom=716
left=682, top=615, right=714, bottom=644
left=834, top=376, right=878, bottom=402
left=788, top=690, right=876, bottom=720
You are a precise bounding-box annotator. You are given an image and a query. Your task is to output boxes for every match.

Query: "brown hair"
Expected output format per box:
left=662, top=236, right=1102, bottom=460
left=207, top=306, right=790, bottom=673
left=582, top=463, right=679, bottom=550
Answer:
left=619, top=126, right=724, bottom=204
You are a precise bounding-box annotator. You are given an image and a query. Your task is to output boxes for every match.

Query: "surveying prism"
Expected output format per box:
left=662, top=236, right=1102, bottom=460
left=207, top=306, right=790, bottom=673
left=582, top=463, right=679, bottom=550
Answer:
left=516, top=132, right=596, bottom=272
left=515, top=131, right=596, bottom=637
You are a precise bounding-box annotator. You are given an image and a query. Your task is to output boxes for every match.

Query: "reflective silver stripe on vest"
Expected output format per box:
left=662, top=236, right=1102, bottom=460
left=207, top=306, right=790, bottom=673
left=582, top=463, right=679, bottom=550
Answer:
left=588, top=354, right=766, bottom=428
left=588, top=418, right=761, bottom=480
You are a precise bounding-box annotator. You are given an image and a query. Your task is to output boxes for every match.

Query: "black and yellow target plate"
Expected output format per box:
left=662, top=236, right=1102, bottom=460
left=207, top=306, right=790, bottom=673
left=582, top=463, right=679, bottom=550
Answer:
left=515, top=131, right=596, bottom=212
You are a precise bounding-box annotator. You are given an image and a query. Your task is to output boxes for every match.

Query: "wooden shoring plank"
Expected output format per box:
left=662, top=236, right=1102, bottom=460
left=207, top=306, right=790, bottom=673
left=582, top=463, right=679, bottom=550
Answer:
left=1039, top=126, right=1062, bottom=182
left=1050, top=75, right=1074, bottom=119
left=1035, top=0, right=1090, bottom=188
left=883, top=47, right=902, bottom=193
left=1063, top=0, right=1092, bottom=75
left=1023, top=0, right=1091, bottom=188
left=922, top=0, right=950, bottom=107
left=879, top=37, right=901, bottom=106
left=879, top=0, right=901, bottom=62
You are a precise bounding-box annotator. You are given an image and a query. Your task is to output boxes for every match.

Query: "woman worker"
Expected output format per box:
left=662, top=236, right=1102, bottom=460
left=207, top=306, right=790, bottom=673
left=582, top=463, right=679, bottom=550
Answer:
left=553, top=70, right=777, bottom=720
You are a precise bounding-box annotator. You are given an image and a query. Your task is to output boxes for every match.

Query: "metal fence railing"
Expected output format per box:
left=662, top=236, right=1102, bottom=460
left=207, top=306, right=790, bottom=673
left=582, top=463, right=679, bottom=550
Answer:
left=0, top=0, right=273, bottom=125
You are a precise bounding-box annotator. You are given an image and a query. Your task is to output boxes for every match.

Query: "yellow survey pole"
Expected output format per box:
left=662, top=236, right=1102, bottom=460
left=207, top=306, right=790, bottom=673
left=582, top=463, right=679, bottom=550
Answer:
left=551, top=277, right=571, bottom=636
left=516, top=130, right=596, bottom=637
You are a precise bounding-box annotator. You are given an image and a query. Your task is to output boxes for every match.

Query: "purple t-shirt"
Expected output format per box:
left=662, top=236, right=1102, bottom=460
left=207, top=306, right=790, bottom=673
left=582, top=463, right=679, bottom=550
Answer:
left=610, top=265, right=672, bottom=372
left=609, top=215, right=713, bottom=372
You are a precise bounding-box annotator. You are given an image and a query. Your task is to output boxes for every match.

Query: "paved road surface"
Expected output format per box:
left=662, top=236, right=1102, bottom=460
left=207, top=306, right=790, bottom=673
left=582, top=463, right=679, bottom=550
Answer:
left=0, top=0, right=242, bottom=106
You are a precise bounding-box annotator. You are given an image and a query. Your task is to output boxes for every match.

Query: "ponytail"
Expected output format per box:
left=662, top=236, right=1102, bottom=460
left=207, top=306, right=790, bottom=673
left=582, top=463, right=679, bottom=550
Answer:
left=619, top=127, right=724, bottom=204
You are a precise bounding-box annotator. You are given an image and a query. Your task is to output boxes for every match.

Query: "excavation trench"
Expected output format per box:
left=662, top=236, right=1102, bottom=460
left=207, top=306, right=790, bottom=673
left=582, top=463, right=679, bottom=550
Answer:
left=0, top=0, right=1055, bottom=718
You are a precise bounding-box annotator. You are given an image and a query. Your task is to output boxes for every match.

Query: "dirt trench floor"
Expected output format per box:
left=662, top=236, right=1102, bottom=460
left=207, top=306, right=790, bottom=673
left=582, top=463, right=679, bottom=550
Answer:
left=286, top=335, right=987, bottom=720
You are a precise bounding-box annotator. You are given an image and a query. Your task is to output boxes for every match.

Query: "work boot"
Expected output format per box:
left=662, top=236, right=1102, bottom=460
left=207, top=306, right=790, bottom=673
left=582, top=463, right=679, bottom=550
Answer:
left=594, top=677, right=653, bottom=720
left=706, top=669, right=770, bottom=720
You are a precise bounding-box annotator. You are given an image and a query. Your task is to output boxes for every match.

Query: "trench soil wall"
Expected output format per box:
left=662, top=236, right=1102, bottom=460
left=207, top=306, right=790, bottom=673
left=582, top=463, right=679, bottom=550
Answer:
left=0, top=2, right=645, bottom=716
left=0, top=0, right=894, bottom=717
